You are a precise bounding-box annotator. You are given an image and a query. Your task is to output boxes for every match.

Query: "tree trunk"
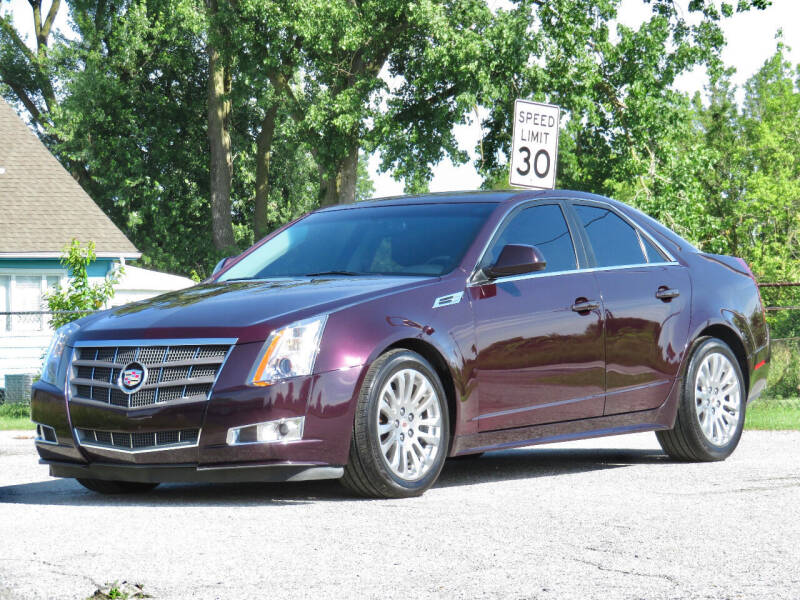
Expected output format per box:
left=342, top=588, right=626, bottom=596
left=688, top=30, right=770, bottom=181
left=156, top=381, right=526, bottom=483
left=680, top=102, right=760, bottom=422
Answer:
left=319, top=170, right=338, bottom=207
left=205, top=8, right=235, bottom=251
left=318, top=143, right=359, bottom=207
left=254, top=103, right=278, bottom=239
left=338, top=144, right=358, bottom=205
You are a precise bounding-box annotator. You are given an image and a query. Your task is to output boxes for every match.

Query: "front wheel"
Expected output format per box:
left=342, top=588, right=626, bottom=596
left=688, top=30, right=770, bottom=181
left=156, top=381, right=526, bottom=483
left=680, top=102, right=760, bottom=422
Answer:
left=341, top=349, right=450, bottom=498
left=656, top=337, right=746, bottom=461
left=77, top=478, right=160, bottom=495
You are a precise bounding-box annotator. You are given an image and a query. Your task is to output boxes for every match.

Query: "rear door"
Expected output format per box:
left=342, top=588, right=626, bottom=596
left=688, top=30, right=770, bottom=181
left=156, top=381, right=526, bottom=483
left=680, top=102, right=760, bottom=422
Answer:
left=472, top=202, right=606, bottom=431
left=569, top=202, right=691, bottom=415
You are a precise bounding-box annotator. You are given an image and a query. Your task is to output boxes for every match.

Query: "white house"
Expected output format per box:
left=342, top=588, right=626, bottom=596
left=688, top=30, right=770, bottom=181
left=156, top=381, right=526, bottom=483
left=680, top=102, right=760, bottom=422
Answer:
left=0, top=98, right=194, bottom=389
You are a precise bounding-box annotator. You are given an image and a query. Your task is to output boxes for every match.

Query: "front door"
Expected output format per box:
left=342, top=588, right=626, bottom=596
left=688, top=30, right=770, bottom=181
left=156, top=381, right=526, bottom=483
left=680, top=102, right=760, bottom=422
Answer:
left=472, top=203, right=606, bottom=432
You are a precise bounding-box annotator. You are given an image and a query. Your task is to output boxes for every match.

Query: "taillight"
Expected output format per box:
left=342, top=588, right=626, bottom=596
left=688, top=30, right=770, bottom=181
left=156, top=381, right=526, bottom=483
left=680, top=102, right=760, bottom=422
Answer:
left=735, top=257, right=767, bottom=322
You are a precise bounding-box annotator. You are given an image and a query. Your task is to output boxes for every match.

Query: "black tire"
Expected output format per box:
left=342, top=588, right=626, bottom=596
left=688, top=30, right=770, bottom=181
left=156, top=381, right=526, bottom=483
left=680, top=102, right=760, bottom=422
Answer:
left=656, top=337, right=746, bottom=462
left=77, top=478, right=160, bottom=494
left=341, top=349, right=450, bottom=498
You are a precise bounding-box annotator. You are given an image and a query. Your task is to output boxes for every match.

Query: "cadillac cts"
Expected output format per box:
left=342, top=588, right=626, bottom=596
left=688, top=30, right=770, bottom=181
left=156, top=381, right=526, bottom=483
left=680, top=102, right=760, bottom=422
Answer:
left=31, top=190, right=770, bottom=498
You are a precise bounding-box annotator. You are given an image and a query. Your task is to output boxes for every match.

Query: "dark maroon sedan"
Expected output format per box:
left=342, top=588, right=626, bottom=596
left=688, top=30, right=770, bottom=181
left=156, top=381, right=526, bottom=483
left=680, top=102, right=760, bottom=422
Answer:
left=31, top=190, right=770, bottom=498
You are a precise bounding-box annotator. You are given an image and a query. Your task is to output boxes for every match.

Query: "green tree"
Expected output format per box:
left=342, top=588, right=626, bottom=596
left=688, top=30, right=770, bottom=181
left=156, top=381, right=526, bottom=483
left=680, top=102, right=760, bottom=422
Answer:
left=45, top=240, right=121, bottom=328
left=738, top=47, right=800, bottom=337
left=355, top=152, right=375, bottom=202
left=739, top=46, right=800, bottom=282
left=0, top=0, right=774, bottom=279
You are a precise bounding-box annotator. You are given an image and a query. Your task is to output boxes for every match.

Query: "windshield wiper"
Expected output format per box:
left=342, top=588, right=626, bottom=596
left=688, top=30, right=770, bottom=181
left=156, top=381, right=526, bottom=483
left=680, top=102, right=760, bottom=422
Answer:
left=304, top=270, right=365, bottom=277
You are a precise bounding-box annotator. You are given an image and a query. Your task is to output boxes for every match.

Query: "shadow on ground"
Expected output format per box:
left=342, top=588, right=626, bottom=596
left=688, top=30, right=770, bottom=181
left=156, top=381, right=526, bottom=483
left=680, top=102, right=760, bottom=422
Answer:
left=0, top=447, right=670, bottom=507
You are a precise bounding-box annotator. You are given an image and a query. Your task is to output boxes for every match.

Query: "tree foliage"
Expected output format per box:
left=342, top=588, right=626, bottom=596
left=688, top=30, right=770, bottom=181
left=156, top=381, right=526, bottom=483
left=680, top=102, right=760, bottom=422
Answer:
left=45, top=239, right=121, bottom=328
left=1, top=0, right=787, bottom=284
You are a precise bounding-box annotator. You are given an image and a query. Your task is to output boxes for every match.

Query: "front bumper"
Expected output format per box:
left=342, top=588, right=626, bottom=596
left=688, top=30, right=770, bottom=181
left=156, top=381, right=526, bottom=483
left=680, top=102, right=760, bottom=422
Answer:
left=31, top=349, right=364, bottom=483
left=44, top=459, right=343, bottom=483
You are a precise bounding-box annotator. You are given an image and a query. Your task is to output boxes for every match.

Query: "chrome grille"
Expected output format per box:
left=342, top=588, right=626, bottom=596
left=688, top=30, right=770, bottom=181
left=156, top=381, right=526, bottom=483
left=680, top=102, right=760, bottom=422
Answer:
left=70, top=341, right=233, bottom=409
left=76, top=427, right=200, bottom=451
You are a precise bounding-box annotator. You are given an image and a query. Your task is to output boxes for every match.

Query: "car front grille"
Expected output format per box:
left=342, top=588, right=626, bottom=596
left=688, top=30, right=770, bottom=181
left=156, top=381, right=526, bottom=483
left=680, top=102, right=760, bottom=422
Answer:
left=75, top=427, right=200, bottom=451
left=70, top=341, right=233, bottom=409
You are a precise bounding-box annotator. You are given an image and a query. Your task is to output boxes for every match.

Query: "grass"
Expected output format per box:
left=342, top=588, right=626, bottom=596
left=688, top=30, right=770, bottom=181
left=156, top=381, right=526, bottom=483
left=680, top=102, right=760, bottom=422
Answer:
left=0, top=403, right=34, bottom=430
left=745, top=397, right=800, bottom=430
left=86, top=582, right=150, bottom=600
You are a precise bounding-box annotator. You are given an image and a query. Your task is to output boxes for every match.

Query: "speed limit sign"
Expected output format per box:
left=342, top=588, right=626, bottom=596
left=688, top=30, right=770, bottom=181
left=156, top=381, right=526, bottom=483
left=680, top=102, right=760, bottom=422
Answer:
left=509, top=99, right=560, bottom=190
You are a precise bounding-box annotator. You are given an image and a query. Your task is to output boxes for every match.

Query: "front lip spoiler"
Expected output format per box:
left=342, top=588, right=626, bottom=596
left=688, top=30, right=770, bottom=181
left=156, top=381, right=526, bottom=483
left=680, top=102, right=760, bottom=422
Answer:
left=42, top=459, right=343, bottom=484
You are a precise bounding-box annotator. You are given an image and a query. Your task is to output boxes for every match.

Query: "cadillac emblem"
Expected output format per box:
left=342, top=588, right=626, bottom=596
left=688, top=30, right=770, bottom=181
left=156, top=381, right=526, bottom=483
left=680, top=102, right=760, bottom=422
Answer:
left=119, top=362, right=147, bottom=394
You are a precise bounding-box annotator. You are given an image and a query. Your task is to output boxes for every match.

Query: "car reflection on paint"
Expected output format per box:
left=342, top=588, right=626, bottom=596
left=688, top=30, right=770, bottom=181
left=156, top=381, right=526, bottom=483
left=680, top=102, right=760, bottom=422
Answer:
left=31, top=190, right=769, bottom=498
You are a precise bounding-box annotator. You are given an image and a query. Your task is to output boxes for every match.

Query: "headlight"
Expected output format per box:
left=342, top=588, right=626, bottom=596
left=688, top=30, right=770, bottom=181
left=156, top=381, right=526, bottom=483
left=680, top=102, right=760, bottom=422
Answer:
left=249, top=315, right=328, bottom=386
left=40, top=322, right=80, bottom=387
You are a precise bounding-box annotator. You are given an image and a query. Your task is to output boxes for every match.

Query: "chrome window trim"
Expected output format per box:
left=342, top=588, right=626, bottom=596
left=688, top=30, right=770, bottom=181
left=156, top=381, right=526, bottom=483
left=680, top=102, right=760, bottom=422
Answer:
left=73, top=427, right=202, bottom=454
left=467, top=261, right=681, bottom=288
left=635, top=230, right=650, bottom=263
left=468, top=196, right=678, bottom=285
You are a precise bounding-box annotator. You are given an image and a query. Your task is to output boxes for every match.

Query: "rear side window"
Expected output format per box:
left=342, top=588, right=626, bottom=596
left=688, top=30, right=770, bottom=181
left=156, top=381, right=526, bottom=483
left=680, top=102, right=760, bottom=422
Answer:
left=574, top=205, right=646, bottom=268
left=485, top=204, right=576, bottom=273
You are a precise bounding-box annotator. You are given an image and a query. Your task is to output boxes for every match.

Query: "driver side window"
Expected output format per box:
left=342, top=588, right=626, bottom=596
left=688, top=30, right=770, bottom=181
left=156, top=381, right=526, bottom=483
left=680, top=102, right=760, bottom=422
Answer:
left=485, top=204, right=577, bottom=274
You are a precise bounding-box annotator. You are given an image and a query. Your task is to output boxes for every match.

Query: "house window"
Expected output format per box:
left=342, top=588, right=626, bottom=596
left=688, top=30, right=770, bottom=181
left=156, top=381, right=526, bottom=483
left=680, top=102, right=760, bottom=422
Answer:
left=0, top=273, right=63, bottom=333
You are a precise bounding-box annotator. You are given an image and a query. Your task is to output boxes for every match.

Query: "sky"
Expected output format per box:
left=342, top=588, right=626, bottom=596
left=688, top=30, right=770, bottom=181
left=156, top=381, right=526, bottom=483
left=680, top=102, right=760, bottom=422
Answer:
left=3, top=0, right=799, bottom=197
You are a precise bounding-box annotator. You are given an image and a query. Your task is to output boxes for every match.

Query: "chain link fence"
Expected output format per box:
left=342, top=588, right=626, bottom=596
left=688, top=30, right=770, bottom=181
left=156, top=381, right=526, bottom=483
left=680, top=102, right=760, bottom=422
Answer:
left=0, top=309, right=94, bottom=332
left=758, top=283, right=800, bottom=400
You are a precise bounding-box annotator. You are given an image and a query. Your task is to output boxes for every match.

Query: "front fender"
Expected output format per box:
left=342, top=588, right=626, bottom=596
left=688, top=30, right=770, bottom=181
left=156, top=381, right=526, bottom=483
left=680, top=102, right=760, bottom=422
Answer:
left=314, top=278, right=478, bottom=433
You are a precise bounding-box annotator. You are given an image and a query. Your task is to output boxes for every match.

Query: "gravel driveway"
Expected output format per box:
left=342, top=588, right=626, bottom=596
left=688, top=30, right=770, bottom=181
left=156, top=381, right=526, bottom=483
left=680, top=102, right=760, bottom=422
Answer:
left=1, top=430, right=798, bottom=600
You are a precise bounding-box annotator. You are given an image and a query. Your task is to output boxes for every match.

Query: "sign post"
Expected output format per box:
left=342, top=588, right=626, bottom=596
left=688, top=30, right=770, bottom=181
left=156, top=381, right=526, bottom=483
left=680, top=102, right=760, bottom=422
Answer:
left=509, top=99, right=560, bottom=190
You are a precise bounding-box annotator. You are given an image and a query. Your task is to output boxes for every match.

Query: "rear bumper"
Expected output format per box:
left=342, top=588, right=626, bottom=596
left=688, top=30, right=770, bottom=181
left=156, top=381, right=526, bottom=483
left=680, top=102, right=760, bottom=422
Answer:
left=747, top=343, right=771, bottom=404
left=43, top=459, right=343, bottom=483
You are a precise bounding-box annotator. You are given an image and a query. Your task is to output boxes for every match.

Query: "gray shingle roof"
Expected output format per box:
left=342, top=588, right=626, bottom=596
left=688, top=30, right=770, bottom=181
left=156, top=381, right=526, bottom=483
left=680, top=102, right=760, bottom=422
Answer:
left=0, top=98, right=139, bottom=257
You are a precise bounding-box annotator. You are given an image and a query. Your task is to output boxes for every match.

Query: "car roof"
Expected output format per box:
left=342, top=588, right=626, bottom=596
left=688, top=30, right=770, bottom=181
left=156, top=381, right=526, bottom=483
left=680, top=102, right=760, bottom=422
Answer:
left=315, top=189, right=614, bottom=211
left=313, top=189, right=696, bottom=254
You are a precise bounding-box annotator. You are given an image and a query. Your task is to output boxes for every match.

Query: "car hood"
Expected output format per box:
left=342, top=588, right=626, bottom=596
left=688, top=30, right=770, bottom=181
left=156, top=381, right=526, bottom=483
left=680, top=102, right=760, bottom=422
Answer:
left=74, top=276, right=433, bottom=345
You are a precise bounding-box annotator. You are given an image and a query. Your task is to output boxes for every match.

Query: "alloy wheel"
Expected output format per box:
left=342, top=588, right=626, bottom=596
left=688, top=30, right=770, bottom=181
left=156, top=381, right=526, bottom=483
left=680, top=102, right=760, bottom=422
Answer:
left=376, top=368, right=443, bottom=481
left=694, top=351, right=741, bottom=447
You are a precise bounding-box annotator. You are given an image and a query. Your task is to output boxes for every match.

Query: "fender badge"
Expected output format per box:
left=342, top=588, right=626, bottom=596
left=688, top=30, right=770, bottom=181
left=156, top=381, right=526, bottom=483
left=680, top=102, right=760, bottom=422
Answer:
left=432, top=292, right=464, bottom=308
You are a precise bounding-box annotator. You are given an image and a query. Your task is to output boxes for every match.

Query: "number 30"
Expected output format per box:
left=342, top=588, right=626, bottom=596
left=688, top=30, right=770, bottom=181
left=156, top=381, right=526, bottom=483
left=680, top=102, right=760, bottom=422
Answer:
left=516, top=146, right=550, bottom=178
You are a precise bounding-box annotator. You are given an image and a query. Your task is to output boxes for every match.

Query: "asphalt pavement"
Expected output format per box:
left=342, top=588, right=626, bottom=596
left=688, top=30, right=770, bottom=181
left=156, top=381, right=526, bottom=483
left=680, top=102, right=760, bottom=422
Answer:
left=1, top=429, right=798, bottom=600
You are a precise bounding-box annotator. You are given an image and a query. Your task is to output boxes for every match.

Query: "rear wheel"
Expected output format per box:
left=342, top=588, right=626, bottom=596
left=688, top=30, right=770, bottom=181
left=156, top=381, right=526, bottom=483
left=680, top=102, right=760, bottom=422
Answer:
left=77, top=478, right=160, bottom=495
left=341, top=349, right=450, bottom=498
left=656, top=337, right=746, bottom=461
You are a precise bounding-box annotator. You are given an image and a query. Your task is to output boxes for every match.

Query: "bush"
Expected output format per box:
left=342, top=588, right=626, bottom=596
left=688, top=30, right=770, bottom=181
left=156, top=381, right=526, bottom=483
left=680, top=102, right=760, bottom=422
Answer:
left=46, top=239, right=121, bottom=329
left=764, top=341, right=800, bottom=399
left=0, top=403, right=31, bottom=419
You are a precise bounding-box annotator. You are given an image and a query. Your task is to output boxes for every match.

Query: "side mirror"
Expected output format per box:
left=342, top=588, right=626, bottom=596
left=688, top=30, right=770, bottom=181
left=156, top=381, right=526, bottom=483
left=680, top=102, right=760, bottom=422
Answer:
left=485, top=244, right=546, bottom=279
left=212, top=256, right=234, bottom=276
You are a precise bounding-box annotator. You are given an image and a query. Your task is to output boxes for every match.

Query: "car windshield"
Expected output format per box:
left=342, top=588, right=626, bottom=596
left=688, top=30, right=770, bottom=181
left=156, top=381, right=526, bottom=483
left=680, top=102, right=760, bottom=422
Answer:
left=218, top=202, right=497, bottom=280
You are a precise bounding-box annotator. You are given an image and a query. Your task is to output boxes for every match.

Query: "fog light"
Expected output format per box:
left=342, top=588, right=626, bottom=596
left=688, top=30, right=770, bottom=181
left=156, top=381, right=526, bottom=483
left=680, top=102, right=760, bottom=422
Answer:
left=34, top=423, right=58, bottom=444
left=226, top=417, right=305, bottom=445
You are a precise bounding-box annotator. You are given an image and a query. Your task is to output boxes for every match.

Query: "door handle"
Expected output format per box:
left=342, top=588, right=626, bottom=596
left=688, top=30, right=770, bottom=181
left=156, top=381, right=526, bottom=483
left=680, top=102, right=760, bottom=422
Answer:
left=571, top=299, right=600, bottom=313
left=656, top=287, right=680, bottom=301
